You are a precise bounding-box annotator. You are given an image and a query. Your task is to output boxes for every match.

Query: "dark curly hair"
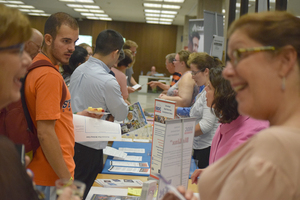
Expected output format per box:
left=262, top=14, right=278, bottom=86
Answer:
left=210, top=67, right=239, bottom=123
left=63, top=46, right=88, bottom=76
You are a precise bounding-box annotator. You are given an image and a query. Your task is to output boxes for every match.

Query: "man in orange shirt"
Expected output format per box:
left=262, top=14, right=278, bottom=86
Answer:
left=25, top=12, right=79, bottom=200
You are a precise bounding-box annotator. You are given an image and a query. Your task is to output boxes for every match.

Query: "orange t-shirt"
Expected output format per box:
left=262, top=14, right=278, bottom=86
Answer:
left=25, top=53, right=75, bottom=186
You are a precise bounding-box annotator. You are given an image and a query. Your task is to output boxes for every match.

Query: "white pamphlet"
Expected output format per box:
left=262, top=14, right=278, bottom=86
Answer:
left=108, top=166, right=150, bottom=175
left=103, top=146, right=127, bottom=159
left=110, top=161, right=149, bottom=167
left=119, top=148, right=145, bottom=153
left=113, top=155, right=143, bottom=161
left=73, top=114, right=121, bottom=142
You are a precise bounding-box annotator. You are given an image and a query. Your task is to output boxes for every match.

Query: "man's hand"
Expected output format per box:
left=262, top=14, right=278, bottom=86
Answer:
left=191, top=169, right=205, bottom=184
left=76, top=109, right=103, bottom=119
left=128, top=86, right=136, bottom=93
left=162, top=186, right=199, bottom=200
left=106, top=114, right=114, bottom=122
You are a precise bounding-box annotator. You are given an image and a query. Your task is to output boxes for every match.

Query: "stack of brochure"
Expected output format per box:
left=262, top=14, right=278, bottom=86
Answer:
left=95, top=179, right=143, bottom=188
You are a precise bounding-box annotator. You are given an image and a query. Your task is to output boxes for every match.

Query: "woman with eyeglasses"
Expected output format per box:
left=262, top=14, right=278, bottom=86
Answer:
left=163, top=11, right=300, bottom=200
left=159, top=50, right=199, bottom=107
left=188, top=52, right=221, bottom=169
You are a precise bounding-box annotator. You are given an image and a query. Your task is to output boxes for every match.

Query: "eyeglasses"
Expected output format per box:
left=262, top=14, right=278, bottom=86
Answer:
left=29, top=40, right=41, bottom=50
left=229, top=46, right=276, bottom=67
left=173, top=59, right=180, bottom=62
left=0, top=43, right=24, bottom=56
left=191, top=70, right=202, bottom=76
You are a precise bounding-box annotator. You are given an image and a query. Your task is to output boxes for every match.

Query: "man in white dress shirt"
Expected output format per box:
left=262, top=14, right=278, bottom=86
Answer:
left=69, top=29, right=128, bottom=199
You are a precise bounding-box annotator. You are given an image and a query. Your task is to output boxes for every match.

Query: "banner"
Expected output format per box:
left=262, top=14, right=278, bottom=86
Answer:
left=188, top=19, right=204, bottom=53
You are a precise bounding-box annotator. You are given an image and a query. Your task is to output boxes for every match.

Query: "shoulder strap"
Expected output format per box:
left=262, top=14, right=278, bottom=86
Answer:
left=22, top=59, right=67, bottom=133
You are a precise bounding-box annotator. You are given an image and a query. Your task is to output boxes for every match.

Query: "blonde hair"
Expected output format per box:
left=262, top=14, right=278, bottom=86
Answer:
left=177, top=50, right=190, bottom=68
left=228, top=11, right=300, bottom=64
left=188, top=52, right=223, bottom=71
left=123, top=40, right=138, bottom=49
left=0, top=4, right=32, bottom=47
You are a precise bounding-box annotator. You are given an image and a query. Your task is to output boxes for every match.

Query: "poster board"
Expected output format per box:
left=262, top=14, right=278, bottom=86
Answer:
left=150, top=98, right=176, bottom=179
left=188, top=19, right=204, bottom=53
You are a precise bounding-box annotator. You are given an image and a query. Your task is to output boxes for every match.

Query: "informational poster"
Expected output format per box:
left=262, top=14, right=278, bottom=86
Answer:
left=150, top=99, right=176, bottom=179
left=210, top=35, right=224, bottom=60
left=188, top=19, right=204, bottom=53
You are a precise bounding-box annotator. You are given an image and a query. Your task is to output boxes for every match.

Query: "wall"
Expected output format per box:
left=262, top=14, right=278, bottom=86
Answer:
left=28, top=16, right=178, bottom=82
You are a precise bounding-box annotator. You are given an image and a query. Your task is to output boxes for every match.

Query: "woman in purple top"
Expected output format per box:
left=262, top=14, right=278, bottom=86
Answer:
left=190, top=67, right=269, bottom=183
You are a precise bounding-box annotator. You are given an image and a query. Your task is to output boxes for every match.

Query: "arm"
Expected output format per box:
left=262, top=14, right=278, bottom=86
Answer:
left=160, top=73, right=195, bottom=107
left=191, top=169, right=205, bottom=184
left=148, top=81, right=170, bottom=91
left=162, top=186, right=199, bottom=200
left=37, top=120, right=71, bottom=179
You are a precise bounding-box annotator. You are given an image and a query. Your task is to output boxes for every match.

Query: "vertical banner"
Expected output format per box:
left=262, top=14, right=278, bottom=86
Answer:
left=150, top=99, right=176, bottom=179
left=188, top=19, right=204, bottom=53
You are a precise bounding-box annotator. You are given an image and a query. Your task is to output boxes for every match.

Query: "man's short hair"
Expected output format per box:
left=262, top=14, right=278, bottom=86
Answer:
left=44, top=12, right=79, bottom=40
left=191, top=31, right=200, bottom=40
left=165, top=53, right=176, bottom=64
left=94, top=29, right=124, bottom=56
left=123, top=40, right=138, bottom=49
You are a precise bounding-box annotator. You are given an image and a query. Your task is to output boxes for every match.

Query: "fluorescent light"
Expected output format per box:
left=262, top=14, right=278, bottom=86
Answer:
left=144, top=3, right=162, bottom=8
left=159, top=21, right=172, bottom=25
left=19, top=8, right=30, bottom=12
left=60, top=0, right=94, bottom=2
left=80, top=12, right=94, bottom=16
left=40, top=13, right=51, bottom=16
left=99, top=17, right=112, bottom=21
left=164, top=0, right=184, bottom=2
left=236, top=3, right=240, bottom=7
left=74, top=8, right=89, bottom=12
left=19, top=5, right=34, bottom=8
left=161, top=10, right=177, bottom=14
left=7, top=1, right=24, bottom=4
left=162, top=5, right=180, bottom=9
left=67, top=4, right=82, bottom=7
left=222, top=9, right=225, bottom=13
left=145, top=13, right=160, bottom=17
left=94, top=13, right=108, bottom=17
left=4, top=4, right=18, bottom=7
left=28, top=13, right=40, bottom=16
left=147, top=21, right=159, bottom=24
left=146, top=17, right=160, bottom=20
left=89, top=9, right=104, bottom=13
left=159, top=18, right=173, bottom=21
left=31, top=9, right=44, bottom=13
left=144, top=9, right=161, bottom=13
left=83, top=5, right=99, bottom=9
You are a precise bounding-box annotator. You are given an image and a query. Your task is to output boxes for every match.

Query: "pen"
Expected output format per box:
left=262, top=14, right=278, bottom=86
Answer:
left=156, top=174, right=186, bottom=200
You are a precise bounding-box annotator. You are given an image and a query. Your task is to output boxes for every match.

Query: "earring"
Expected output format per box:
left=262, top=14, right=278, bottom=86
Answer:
left=281, top=77, right=286, bottom=91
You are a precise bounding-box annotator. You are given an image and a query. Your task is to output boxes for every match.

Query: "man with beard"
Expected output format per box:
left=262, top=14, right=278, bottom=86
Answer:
left=24, top=12, right=79, bottom=200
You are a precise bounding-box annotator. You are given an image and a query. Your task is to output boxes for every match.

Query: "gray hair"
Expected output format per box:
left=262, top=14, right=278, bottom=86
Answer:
left=165, top=53, right=176, bottom=63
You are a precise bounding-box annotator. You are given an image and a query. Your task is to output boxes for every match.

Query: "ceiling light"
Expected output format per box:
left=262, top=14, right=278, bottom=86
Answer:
left=95, top=13, right=108, bottom=17
left=146, top=17, right=160, bottom=20
left=162, top=5, right=180, bottom=9
left=145, top=13, right=160, bottom=17
left=60, top=0, right=94, bottom=3
left=80, top=12, right=94, bottom=16
left=67, top=4, right=82, bottom=7
left=144, top=3, right=162, bottom=8
left=144, top=9, right=161, bottom=13
left=19, top=5, right=34, bottom=8
left=164, top=0, right=184, bottom=3
left=19, top=8, right=30, bottom=12
left=159, top=21, right=172, bottom=25
left=90, top=9, right=104, bottom=13
left=30, top=9, right=44, bottom=13
left=236, top=3, right=240, bottom=7
left=4, top=4, right=18, bottom=7
left=222, top=9, right=225, bottom=13
left=159, top=18, right=173, bottom=21
left=86, top=16, right=99, bottom=20
left=99, top=17, right=112, bottom=21
left=40, top=13, right=51, bottom=16
left=83, top=5, right=99, bottom=9
left=28, top=13, right=40, bottom=16
left=6, top=1, right=24, bottom=4
left=74, top=8, right=89, bottom=12
left=161, top=10, right=177, bottom=14
left=147, top=21, right=159, bottom=24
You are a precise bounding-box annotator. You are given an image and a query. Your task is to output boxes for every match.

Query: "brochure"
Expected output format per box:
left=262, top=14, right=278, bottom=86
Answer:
left=95, top=179, right=143, bottom=188
left=91, top=194, right=140, bottom=200
left=120, top=102, right=147, bottom=134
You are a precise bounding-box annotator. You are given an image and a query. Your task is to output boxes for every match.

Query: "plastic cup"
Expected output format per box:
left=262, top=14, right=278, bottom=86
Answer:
left=55, top=179, right=86, bottom=199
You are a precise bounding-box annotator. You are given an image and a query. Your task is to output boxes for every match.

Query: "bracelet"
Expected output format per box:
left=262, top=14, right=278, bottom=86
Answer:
left=73, top=112, right=77, bottom=114
left=70, top=177, right=73, bottom=181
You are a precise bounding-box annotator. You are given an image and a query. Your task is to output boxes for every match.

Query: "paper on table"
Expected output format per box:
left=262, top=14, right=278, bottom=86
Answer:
left=110, top=161, right=149, bottom=167
left=104, top=146, right=127, bottom=159
left=113, top=155, right=143, bottom=161
left=132, top=84, right=142, bottom=90
left=108, top=166, right=150, bottom=175
left=73, top=114, right=122, bottom=142
left=128, top=188, right=142, bottom=196
left=119, top=148, right=145, bottom=153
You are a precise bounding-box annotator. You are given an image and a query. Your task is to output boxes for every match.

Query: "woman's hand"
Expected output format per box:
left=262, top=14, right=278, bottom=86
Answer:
left=191, top=169, right=205, bottom=184
left=162, top=186, right=199, bottom=200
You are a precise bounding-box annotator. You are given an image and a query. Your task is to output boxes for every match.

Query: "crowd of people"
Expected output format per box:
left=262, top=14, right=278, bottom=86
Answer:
left=1, top=2, right=300, bottom=200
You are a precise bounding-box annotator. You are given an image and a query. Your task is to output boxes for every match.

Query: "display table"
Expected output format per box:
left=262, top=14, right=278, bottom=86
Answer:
left=89, top=174, right=198, bottom=198
left=138, top=75, right=171, bottom=93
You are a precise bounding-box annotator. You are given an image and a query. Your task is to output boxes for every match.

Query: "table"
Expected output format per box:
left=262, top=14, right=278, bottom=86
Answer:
left=138, top=75, right=171, bottom=93
left=93, top=174, right=198, bottom=193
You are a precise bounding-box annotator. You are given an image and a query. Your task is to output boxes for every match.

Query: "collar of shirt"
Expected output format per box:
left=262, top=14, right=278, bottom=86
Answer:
left=88, top=56, right=111, bottom=73
left=219, top=115, right=250, bottom=135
